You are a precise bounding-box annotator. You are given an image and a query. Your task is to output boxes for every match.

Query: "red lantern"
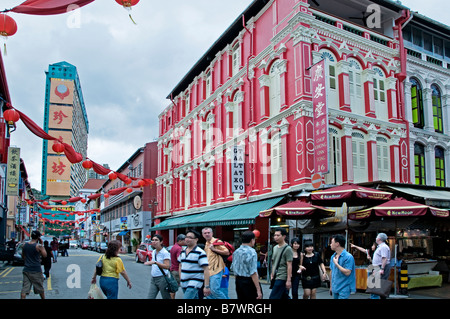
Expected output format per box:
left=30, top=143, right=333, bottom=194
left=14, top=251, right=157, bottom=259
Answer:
left=43, top=201, right=49, bottom=206
left=138, top=180, right=145, bottom=187
left=3, top=108, right=20, bottom=125
left=0, top=14, right=17, bottom=56
left=0, top=14, right=17, bottom=38
left=115, top=0, right=140, bottom=9
left=104, top=193, right=110, bottom=198
left=82, top=160, right=93, bottom=170
left=61, top=200, right=67, bottom=205
left=52, top=141, right=65, bottom=154
left=80, top=198, right=86, bottom=203
left=126, top=187, right=133, bottom=193
left=109, top=172, right=117, bottom=180
left=253, top=229, right=261, bottom=238
left=124, top=177, right=132, bottom=185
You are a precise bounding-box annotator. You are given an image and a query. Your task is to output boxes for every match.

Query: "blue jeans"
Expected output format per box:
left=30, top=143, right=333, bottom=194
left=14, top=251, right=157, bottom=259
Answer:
left=269, top=279, right=291, bottom=299
left=182, top=287, right=199, bottom=299
left=206, top=270, right=229, bottom=299
left=100, top=276, right=119, bottom=299
left=333, top=288, right=351, bottom=299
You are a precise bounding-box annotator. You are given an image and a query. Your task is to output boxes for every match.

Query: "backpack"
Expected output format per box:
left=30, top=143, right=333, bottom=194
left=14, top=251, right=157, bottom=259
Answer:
left=212, top=239, right=235, bottom=267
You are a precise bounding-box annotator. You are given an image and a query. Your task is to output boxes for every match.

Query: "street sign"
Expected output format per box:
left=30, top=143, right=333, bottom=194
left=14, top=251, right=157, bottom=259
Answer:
left=231, top=145, right=245, bottom=193
left=312, top=173, right=322, bottom=189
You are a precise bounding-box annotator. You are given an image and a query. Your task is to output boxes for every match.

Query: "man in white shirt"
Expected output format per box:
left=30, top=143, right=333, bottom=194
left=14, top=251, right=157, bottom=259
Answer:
left=370, top=233, right=391, bottom=299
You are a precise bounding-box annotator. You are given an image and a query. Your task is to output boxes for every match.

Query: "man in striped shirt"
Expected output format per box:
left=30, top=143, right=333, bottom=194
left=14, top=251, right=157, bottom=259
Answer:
left=178, top=229, right=211, bottom=299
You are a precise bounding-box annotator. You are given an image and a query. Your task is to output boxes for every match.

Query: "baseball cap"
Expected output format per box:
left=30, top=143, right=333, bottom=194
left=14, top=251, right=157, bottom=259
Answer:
left=31, top=230, right=42, bottom=239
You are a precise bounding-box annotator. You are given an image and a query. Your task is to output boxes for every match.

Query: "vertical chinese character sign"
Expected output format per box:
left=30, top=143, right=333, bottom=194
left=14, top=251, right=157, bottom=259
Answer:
left=311, top=59, right=329, bottom=174
left=231, top=145, right=245, bottom=193
left=6, top=147, right=20, bottom=196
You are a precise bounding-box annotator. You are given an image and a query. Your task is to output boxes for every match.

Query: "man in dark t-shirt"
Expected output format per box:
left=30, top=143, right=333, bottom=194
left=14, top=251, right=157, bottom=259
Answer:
left=21, top=230, right=47, bottom=299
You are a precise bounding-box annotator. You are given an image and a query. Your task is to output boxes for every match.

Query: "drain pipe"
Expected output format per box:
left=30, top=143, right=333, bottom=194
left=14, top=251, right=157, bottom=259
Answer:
left=242, top=14, right=255, bottom=199
left=394, top=9, right=412, bottom=183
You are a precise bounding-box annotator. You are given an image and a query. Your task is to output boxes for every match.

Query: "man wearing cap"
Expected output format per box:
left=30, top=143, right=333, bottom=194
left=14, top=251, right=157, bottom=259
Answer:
left=370, top=233, right=391, bottom=299
left=20, top=230, right=47, bottom=299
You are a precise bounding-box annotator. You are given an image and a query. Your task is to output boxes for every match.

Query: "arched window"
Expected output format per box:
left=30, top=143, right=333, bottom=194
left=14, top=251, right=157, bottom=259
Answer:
left=269, top=61, right=281, bottom=117
left=352, top=131, right=367, bottom=183
left=410, top=78, right=424, bottom=128
left=325, top=127, right=342, bottom=185
left=206, top=167, right=213, bottom=205
left=320, top=49, right=338, bottom=108
left=270, top=130, right=282, bottom=191
left=435, top=146, right=446, bottom=187
left=205, top=70, right=212, bottom=99
left=431, top=84, right=443, bottom=133
left=165, top=185, right=171, bottom=213
left=232, top=92, right=242, bottom=138
left=184, top=177, right=190, bottom=210
left=376, top=136, right=390, bottom=181
left=232, top=42, right=240, bottom=76
left=182, top=129, right=191, bottom=164
left=373, top=67, right=387, bottom=120
left=414, top=143, right=426, bottom=185
left=185, top=92, right=190, bottom=118
left=204, top=113, right=214, bottom=153
left=348, top=58, right=363, bottom=115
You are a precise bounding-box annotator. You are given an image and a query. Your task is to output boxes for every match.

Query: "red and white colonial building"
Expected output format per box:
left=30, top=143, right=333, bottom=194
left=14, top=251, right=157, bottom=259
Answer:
left=153, top=0, right=450, bottom=245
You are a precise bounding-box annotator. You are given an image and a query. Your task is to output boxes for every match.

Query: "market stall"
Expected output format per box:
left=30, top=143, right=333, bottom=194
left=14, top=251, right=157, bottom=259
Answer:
left=349, top=197, right=449, bottom=290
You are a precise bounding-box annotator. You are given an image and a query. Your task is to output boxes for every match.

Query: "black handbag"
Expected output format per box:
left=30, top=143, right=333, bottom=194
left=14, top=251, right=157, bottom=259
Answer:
left=269, top=245, right=288, bottom=289
left=365, top=279, right=393, bottom=298
left=95, top=255, right=104, bottom=276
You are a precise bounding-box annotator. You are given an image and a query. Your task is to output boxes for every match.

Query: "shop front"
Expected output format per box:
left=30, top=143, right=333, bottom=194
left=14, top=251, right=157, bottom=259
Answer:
left=150, top=196, right=284, bottom=258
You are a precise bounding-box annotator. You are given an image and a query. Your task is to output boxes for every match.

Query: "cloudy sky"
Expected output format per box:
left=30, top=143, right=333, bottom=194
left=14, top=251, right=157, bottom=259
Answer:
left=1, top=0, right=448, bottom=191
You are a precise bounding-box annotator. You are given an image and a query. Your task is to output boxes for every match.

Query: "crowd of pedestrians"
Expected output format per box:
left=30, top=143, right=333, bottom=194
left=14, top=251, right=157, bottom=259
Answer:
left=15, top=226, right=391, bottom=300
left=89, top=226, right=391, bottom=300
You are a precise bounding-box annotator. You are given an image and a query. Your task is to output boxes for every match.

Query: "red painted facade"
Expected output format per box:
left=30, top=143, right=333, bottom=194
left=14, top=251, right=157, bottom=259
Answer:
left=156, top=0, right=411, bottom=223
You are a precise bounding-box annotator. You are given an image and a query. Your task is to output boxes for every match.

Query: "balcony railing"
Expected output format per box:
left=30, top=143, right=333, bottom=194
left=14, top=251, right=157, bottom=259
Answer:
left=311, top=8, right=393, bottom=48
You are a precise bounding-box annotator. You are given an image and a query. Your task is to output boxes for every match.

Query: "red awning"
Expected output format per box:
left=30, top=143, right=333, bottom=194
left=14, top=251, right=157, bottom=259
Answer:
left=311, top=183, right=392, bottom=206
left=260, top=200, right=335, bottom=219
left=349, top=197, right=450, bottom=220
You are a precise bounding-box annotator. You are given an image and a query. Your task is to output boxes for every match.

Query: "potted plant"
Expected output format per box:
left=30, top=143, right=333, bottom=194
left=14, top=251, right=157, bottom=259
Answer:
left=131, top=238, right=139, bottom=253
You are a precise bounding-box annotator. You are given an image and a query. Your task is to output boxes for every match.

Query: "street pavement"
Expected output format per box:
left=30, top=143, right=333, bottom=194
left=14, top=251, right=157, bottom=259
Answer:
left=0, top=249, right=448, bottom=300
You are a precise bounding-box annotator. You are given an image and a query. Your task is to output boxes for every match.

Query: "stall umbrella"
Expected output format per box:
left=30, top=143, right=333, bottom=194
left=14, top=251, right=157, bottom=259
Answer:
left=259, top=200, right=336, bottom=282
left=310, top=183, right=393, bottom=250
left=349, top=197, right=449, bottom=297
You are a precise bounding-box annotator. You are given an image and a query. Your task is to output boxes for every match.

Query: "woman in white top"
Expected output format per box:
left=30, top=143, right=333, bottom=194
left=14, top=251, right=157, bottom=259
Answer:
left=145, top=234, right=171, bottom=299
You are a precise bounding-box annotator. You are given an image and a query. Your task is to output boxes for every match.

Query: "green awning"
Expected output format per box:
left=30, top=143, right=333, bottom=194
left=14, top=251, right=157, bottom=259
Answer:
left=150, top=196, right=284, bottom=231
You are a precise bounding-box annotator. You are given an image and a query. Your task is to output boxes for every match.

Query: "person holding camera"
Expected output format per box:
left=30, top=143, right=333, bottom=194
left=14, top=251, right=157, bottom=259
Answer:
left=20, top=230, right=47, bottom=299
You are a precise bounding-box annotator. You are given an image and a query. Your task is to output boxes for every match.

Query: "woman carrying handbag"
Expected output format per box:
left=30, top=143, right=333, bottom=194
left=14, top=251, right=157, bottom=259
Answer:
left=145, top=234, right=172, bottom=299
left=91, top=240, right=132, bottom=299
left=299, top=241, right=327, bottom=299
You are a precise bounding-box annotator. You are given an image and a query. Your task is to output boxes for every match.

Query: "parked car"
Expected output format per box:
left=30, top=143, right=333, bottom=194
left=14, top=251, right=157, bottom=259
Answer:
left=97, top=242, right=108, bottom=253
left=88, top=242, right=96, bottom=251
left=12, top=241, right=26, bottom=265
left=135, top=242, right=153, bottom=263
left=69, top=240, right=79, bottom=249
left=80, top=240, right=89, bottom=250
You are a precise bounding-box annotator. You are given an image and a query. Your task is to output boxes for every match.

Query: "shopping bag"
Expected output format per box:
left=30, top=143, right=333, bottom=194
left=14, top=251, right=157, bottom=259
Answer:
left=88, top=284, right=105, bottom=299
left=365, top=279, right=393, bottom=298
